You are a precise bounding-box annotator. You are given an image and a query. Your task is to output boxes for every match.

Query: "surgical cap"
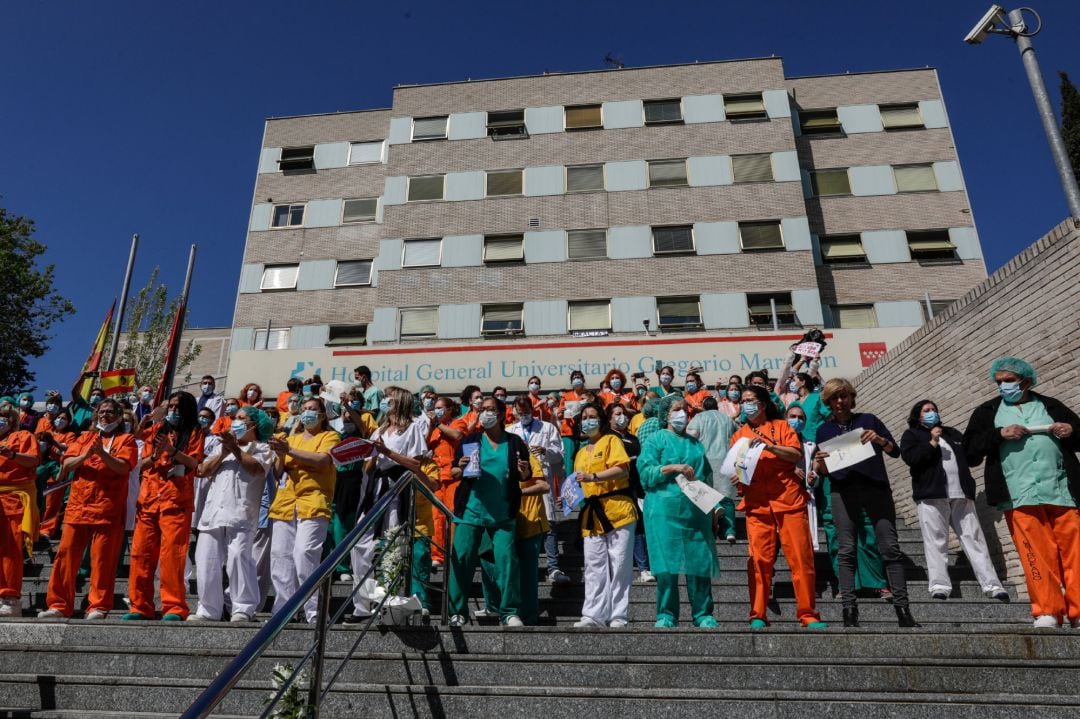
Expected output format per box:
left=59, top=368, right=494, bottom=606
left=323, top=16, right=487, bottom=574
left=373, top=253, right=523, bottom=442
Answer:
left=642, top=398, right=660, bottom=419
left=989, top=357, right=1037, bottom=386
left=242, top=406, right=275, bottom=442
left=657, top=394, right=682, bottom=426
left=419, top=384, right=435, bottom=395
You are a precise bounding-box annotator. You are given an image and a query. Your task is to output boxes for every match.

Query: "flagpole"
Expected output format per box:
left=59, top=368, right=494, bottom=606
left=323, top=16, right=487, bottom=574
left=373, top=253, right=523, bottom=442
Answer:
left=107, top=233, right=139, bottom=370
left=164, top=244, right=197, bottom=397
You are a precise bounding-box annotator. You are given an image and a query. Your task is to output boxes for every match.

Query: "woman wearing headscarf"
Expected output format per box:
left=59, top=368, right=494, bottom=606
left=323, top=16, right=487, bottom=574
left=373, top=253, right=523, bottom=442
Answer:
left=38, top=399, right=138, bottom=619
left=687, top=396, right=738, bottom=544
left=268, top=397, right=339, bottom=623
left=964, top=357, right=1080, bottom=628
left=124, top=390, right=205, bottom=621
left=731, top=385, right=825, bottom=628
left=899, top=399, right=1008, bottom=602
left=636, top=395, right=719, bottom=627
left=188, top=407, right=274, bottom=622
left=0, top=404, right=40, bottom=616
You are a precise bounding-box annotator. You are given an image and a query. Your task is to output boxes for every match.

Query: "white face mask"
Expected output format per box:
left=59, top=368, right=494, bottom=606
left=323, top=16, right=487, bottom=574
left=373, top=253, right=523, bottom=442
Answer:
left=479, top=411, right=499, bottom=429
left=519, top=413, right=533, bottom=425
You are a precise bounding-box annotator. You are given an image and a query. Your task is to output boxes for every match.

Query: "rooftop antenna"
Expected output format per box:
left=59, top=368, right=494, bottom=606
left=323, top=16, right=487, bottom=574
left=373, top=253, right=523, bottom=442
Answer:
left=603, top=52, right=625, bottom=69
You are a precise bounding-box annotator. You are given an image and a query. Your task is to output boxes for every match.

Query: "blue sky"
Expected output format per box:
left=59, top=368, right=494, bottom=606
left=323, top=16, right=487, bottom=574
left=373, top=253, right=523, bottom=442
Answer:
left=2, top=0, right=1078, bottom=394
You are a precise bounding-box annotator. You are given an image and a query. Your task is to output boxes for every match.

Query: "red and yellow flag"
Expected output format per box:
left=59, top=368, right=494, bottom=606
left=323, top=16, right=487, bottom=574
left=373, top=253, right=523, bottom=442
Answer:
left=75, top=300, right=115, bottom=400
left=100, top=368, right=137, bottom=397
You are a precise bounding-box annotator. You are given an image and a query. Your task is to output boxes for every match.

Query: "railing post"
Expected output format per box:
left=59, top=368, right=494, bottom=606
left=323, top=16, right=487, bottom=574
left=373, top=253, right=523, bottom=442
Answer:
left=441, top=511, right=452, bottom=626
left=402, top=487, right=416, bottom=601
left=306, top=575, right=333, bottom=718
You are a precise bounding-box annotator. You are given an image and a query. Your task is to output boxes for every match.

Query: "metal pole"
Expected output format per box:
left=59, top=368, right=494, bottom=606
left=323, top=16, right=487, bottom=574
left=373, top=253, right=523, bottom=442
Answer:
left=106, top=233, right=139, bottom=370
left=306, top=576, right=332, bottom=718
left=924, top=291, right=934, bottom=321
left=164, top=244, right=197, bottom=396
left=770, top=299, right=779, bottom=331
left=1008, top=8, right=1080, bottom=219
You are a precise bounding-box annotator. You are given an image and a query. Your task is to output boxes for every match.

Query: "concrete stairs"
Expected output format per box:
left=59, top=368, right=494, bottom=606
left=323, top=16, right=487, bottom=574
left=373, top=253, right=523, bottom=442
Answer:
left=2, top=515, right=1077, bottom=718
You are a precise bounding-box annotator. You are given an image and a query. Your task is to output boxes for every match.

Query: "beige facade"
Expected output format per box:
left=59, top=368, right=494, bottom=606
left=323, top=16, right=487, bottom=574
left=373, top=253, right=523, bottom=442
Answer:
left=227, top=59, right=986, bottom=394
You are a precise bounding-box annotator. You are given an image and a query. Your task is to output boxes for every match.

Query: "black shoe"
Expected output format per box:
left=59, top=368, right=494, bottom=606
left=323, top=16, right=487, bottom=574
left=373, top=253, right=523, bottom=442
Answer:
left=842, top=607, right=859, bottom=627
left=896, top=606, right=920, bottom=628
left=343, top=613, right=371, bottom=625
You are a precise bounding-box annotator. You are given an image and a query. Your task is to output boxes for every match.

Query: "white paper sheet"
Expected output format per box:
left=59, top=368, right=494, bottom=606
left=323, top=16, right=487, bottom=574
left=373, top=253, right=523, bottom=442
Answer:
left=675, top=473, right=726, bottom=515
left=802, top=441, right=820, bottom=551
left=719, top=437, right=765, bottom=486
left=817, top=429, right=875, bottom=474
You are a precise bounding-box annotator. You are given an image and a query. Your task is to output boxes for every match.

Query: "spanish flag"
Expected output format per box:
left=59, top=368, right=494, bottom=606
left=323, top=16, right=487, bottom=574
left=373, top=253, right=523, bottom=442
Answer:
left=75, top=300, right=115, bottom=400
left=100, top=368, right=137, bottom=397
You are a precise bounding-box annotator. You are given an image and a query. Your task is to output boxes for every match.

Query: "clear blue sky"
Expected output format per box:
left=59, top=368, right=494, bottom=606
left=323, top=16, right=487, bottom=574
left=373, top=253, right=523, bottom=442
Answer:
left=2, top=0, right=1078, bottom=394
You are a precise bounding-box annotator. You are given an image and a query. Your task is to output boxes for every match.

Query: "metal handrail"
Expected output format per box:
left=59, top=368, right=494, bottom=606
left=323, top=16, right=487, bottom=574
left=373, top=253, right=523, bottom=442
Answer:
left=181, top=469, right=456, bottom=719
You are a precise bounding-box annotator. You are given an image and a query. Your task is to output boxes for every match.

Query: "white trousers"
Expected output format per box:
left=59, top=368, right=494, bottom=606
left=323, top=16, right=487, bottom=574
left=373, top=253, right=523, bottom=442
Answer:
left=253, top=524, right=273, bottom=609
left=195, top=525, right=259, bottom=619
left=270, top=514, right=329, bottom=622
left=581, top=522, right=636, bottom=625
left=917, top=498, right=1005, bottom=595
left=348, top=483, right=399, bottom=618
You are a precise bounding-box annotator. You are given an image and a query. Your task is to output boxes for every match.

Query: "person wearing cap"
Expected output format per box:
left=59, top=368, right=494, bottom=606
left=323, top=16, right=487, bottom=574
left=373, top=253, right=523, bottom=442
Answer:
left=964, top=357, right=1080, bottom=628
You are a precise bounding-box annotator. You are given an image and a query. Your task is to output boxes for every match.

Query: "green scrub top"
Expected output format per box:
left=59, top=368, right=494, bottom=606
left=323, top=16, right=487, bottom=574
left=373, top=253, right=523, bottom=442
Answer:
left=461, top=436, right=512, bottom=526
left=995, top=399, right=1074, bottom=510
left=801, top=391, right=830, bottom=443
left=68, top=396, right=94, bottom=432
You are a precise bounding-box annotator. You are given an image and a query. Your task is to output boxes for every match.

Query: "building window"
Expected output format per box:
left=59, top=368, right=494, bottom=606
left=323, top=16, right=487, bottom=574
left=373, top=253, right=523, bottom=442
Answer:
left=486, top=169, right=523, bottom=196
left=739, top=221, right=784, bottom=251
left=894, top=164, right=938, bottom=193
left=724, top=93, right=767, bottom=120
left=732, top=154, right=774, bottom=183
left=748, top=292, right=797, bottom=328
left=481, top=304, right=524, bottom=335
left=565, top=104, right=603, bottom=130
left=799, top=108, right=842, bottom=135
left=483, top=234, right=524, bottom=263
left=657, top=296, right=703, bottom=331
left=348, top=141, right=383, bottom=165
left=568, top=300, right=610, bottom=332
left=566, top=164, right=605, bottom=192
left=278, top=146, right=314, bottom=171
left=326, top=324, right=367, bottom=346
left=412, top=116, right=448, bottom=141
left=259, top=265, right=298, bottom=291
left=819, top=234, right=867, bottom=265
left=652, top=225, right=695, bottom=254
left=567, top=229, right=607, bottom=260
left=880, top=103, right=923, bottom=130
left=833, top=305, right=878, bottom=329
left=907, top=230, right=958, bottom=262
left=487, top=109, right=527, bottom=138
left=810, top=169, right=852, bottom=196
left=921, top=299, right=955, bottom=321
left=342, top=198, right=377, bottom=223
left=334, top=260, right=372, bottom=287
left=253, top=328, right=290, bottom=350
left=648, top=159, right=688, bottom=187
left=271, top=204, right=305, bottom=228
left=407, top=174, right=445, bottom=202
left=399, top=308, right=438, bottom=338
left=402, top=239, right=442, bottom=267
left=643, top=99, right=683, bottom=125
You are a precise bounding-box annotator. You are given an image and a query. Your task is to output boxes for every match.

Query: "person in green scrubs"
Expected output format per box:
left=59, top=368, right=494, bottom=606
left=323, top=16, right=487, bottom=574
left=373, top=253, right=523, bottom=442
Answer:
left=447, top=397, right=533, bottom=627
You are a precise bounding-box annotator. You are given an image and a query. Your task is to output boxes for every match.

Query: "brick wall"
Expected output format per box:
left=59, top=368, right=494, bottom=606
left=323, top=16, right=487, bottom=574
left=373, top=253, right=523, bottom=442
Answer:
left=263, top=109, right=391, bottom=146
left=786, top=69, right=942, bottom=108
left=852, top=217, right=1080, bottom=596
left=816, top=260, right=987, bottom=305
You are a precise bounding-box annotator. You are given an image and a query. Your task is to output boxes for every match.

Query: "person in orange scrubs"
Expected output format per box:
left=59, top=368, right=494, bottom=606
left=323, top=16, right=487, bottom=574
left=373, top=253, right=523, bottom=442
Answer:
left=557, top=370, right=589, bottom=477
left=523, top=376, right=553, bottom=422
left=36, top=408, right=77, bottom=540
left=599, top=370, right=638, bottom=412
left=0, top=403, right=40, bottom=616
left=240, top=382, right=265, bottom=408
left=731, top=385, right=825, bottom=629
left=38, top=399, right=138, bottom=619
left=277, top=378, right=302, bottom=415
left=427, top=396, right=463, bottom=566
left=123, top=391, right=205, bottom=620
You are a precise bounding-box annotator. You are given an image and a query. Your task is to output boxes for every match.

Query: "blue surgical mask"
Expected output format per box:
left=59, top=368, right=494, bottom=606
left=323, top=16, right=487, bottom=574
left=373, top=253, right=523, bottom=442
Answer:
left=140, top=391, right=152, bottom=403
left=0, top=419, right=8, bottom=432
left=198, top=416, right=211, bottom=429
left=727, top=390, right=740, bottom=401
left=999, top=381, right=1024, bottom=404
left=300, top=410, right=319, bottom=427
left=90, top=395, right=103, bottom=407
left=166, top=412, right=181, bottom=426
left=225, top=404, right=239, bottom=417
left=788, top=381, right=799, bottom=393
left=434, top=407, right=446, bottom=420
left=581, top=418, right=601, bottom=436
left=230, top=420, right=248, bottom=436
left=571, top=377, right=584, bottom=388
left=519, top=412, right=533, bottom=425
left=201, top=383, right=213, bottom=396
left=742, top=401, right=761, bottom=419
left=479, top=410, right=499, bottom=429
left=921, top=411, right=940, bottom=427
left=610, top=378, right=622, bottom=391
left=379, top=398, right=391, bottom=414
left=686, top=382, right=698, bottom=393
left=422, top=397, right=434, bottom=410
left=53, top=417, right=68, bottom=430
left=46, top=404, right=60, bottom=416
left=660, top=374, right=673, bottom=386
left=302, top=385, right=312, bottom=397
left=528, top=382, right=540, bottom=393
left=788, top=417, right=805, bottom=433
left=669, top=410, right=688, bottom=433
left=349, top=400, right=361, bottom=411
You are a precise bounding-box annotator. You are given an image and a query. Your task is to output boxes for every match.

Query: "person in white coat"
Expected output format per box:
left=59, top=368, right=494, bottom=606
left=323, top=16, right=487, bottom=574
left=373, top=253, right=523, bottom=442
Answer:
left=189, top=407, right=274, bottom=622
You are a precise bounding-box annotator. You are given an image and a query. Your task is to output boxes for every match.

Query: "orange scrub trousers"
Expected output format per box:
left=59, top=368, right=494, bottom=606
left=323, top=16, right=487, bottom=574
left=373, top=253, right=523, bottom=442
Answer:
left=0, top=429, right=40, bottom=605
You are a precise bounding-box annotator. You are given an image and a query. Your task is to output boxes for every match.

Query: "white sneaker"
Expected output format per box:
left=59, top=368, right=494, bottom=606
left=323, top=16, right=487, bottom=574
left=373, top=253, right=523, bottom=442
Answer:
left=573, top=617, right=602, bottom=628
left=230, top=612, right=252, bottom=623
left=1033, top=614, right=1060, bottom=628
left=37, top=608, right=65, bottom=619
left=726, top=534, right=737, bottom=545
left=503, top=615, right=524, bottom=627
left=0, top=599, right=20, bottom=617
left=449, top=614, right=467, bottom=627
left=472, top=607, right=498, bottom=618
left=85, top=610, right=107, bottom=620
left=608, top=619, right=629, bottom=628
left=338, top=573, right=353, bottom=583
left=186, top=613, right=212, bottom=622
left=638, top=570, right=656, bottom=584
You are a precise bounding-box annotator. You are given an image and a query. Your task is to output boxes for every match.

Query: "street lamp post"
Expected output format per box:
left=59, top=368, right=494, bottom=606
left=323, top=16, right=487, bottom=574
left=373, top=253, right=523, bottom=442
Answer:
left=965, top=5, right=1080, bottom=219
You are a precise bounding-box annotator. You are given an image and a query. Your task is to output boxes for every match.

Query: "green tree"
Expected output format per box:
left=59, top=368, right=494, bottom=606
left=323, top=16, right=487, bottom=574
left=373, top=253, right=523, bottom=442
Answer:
left=1061, top=71, right=1080, bottom=183
left=0, top=205, right=75, bottom=394
left=107, top=267, right=201, bottom=390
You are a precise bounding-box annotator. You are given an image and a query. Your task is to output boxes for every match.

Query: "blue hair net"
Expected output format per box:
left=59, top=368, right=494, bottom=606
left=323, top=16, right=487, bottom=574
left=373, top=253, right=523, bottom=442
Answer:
left=989, top=357, right=1036, bottom=386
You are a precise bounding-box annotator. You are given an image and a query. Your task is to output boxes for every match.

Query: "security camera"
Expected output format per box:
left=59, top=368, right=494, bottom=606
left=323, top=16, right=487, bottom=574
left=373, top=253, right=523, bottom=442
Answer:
left=642, top=319, right=650, bottom=328
left=964, top=4, right=1005, bottom=44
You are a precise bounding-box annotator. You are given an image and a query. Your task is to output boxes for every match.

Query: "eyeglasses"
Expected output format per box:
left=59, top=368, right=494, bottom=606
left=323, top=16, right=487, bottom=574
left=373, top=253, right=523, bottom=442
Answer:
left=97, top=409, right=118, bottom=417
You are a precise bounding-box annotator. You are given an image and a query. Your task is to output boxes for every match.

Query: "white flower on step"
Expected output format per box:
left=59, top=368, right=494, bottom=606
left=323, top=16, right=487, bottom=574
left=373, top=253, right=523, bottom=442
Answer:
left=265, top=662, right=309, bottom=719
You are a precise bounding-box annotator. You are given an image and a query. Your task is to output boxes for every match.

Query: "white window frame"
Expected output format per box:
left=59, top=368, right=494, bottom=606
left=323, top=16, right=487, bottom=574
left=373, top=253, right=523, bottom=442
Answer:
left=738, top=221, right=785, bottom=252
left=656, top=296, right=704, bottom=331
left=798, top=108, right=843, bottom=135
left=270, top=203, right=305, bottom=229
left=259, top=264, right=299, bottom=291
left=487, top=109, right=527, bottom=138
left=833, top=304, right=879, bottom=329
left=809, top=168, right=853, bottom=197
left=407, top=174, right=445, bottom=202
left=819, top=234, right=867, bottom=265
left=747, top=292, right=797, bottom=328
left=483, top=234, right=525, bottom=263
left=731, top=153, right=776, bottom=184
left=893, top=164, right=939, bottom=193
left=481, top=303, right=525, bottom=336
left=401, top=239, right=443, bottom=268
left=879, top=103, right=924, bottom=130
left=564, top=104, right=604, bottom=131
left=651, top=225, right=696, bottom=255
left=326, top=324, right=368, bottom=347
left=341, top=198, right=378, bottom=224
left=253, top=327, right=290, bottom=350
left=411, top=116, right=448, bottom=142
left=565, top=164, right=606, bottom=193
left=348, top=140, right=385, bottom=165
left=333, top=260, right=373, bottom=287
left=278, top=146, right=315, bottom=171
left=485, top=169, right=524, bottom=197
left=567, top=300, right=611, bottom=332
left=399, top=307, right=438, bottom=339
left=566, top=229, right=608, bottom=261
left=643, top=98, right=684, bottom=125
left=647, top=158, right=689, bottom=188
left=724, top=93, right=767, bottom=120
